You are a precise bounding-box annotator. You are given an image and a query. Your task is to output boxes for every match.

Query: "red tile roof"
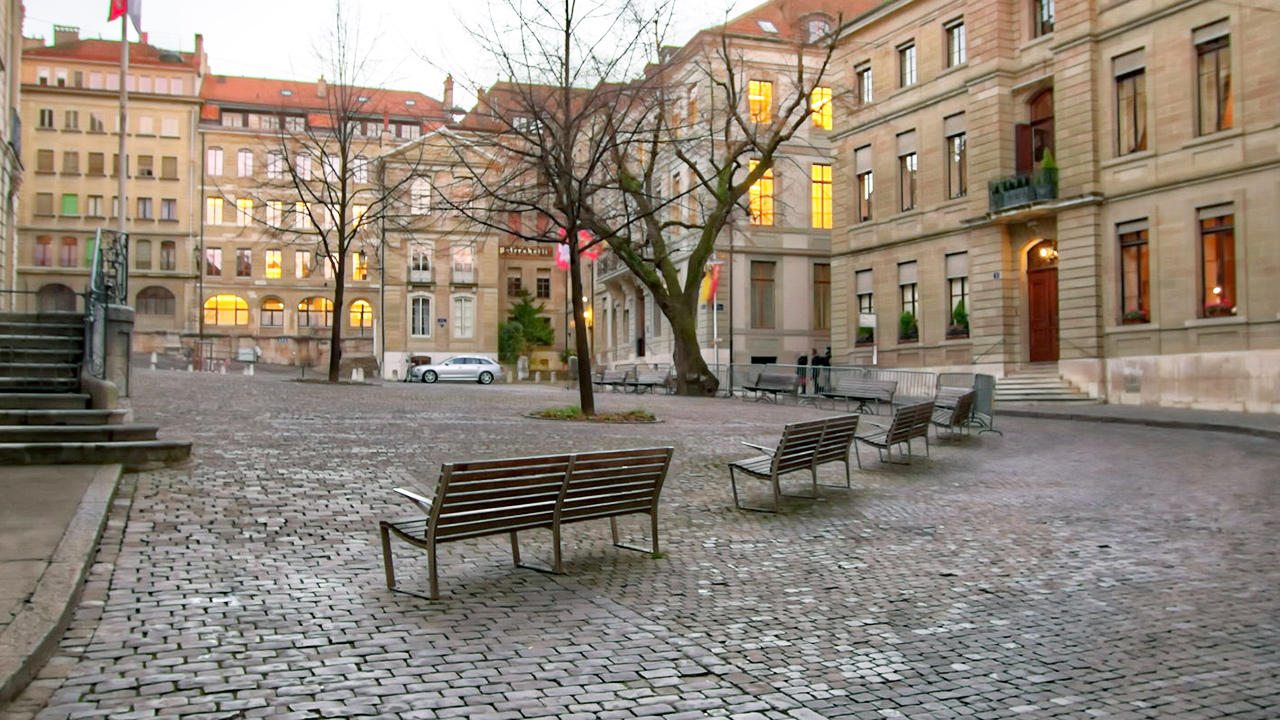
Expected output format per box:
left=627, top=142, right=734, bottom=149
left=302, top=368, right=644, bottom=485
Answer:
left=711, top=0, right=879, bottom=42
left=201, top=75, right=447, bottom=121
left=24, top=38, right=201, bottom=70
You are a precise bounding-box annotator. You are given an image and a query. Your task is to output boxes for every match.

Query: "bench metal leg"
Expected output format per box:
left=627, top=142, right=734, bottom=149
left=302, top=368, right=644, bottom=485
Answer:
left=609, top=514, right=659, bottom=556
left=730, top=466, right=780, bottom=513
left=380, top=523, right=396, bottom=591
left=510, top=530, right=559, bottom=575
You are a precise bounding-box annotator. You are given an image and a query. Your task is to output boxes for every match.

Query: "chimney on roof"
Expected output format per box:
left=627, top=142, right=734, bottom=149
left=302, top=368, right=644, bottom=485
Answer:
left=53, top=25, right=79, bottom=46
left=23, top=36, right=45, bottom=51
left=317, top=75, right=327, bottom=99
left=443, top=75, right=455, bottom=110
left=140, top=32, right=149, bottom=45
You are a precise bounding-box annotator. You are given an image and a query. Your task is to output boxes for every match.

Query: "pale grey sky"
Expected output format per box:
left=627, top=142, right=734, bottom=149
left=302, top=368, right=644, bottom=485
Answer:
left=23, top=0, right=745, bottom=106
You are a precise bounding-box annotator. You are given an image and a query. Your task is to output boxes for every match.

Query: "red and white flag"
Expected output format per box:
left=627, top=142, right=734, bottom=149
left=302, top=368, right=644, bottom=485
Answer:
left=108, top=0, right=142, bottom=33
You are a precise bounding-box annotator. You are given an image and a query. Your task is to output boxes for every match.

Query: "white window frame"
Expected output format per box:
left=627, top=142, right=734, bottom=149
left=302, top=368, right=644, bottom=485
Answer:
left=410, top=295, right=433, bottom=337
left=451, top=294, right=476, bottom=339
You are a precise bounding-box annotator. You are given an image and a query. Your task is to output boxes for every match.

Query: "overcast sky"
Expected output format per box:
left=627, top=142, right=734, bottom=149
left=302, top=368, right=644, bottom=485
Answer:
left=24, top=0, right=745, bottom=105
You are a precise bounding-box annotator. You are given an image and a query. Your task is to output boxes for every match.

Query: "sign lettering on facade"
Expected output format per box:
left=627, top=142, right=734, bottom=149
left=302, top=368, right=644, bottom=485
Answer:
left=499, top=244, right=552, bottom=258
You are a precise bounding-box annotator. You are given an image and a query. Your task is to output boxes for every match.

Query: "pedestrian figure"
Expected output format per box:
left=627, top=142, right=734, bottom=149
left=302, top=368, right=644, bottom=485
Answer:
left=796, top=352, right=809, bottom=394
left=808, top=348, right=820, bottom=395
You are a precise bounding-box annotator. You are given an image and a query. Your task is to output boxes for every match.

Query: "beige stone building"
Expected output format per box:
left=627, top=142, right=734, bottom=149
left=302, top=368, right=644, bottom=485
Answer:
left=15, top=26, right=205, bottom=325
left=0, top=0, right=23, bottom=303
left=829, top=0, right=1280, bottom=411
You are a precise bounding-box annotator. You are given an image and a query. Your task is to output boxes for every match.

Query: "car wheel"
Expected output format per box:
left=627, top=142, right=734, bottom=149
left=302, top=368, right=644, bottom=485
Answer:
left=422, top=370, right=438, bottom=384
left=478, top=371, right=494, bottom=385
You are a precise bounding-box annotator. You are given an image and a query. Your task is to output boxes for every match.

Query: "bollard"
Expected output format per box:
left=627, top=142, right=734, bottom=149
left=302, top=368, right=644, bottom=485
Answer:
left=248, top=364, right=255, bottom=376
left=187, top=363, right=193, bottom=373
left=534, top=371, right=542, bottom=383
left=150, top=352, right=157, bottom=370
left=550, top=371, right=556, bottom=383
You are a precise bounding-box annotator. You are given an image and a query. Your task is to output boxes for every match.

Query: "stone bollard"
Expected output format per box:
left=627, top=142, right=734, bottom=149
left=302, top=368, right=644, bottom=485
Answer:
left=248, top=364, right=255, bottom=376
left=187, top=363, right=193, bottom=372
left=535, top=371, right=542, bottom=383
left=220, top=363, right=227, bottom=375
left=150, top=352, right=157, bottom=370
left=550, top=371, right=556, bottom=383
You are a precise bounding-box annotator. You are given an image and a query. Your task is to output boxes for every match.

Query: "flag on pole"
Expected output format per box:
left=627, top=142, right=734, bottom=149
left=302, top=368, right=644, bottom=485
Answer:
left=108, top=0, right=143, bottom=33
left=698, top=263, right=721, bottom=305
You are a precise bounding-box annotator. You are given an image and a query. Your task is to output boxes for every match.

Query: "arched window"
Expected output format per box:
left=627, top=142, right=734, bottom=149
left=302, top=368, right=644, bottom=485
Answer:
left=37, top=283, right=77, bottom=312
left=260, top=298, right=284, bottom=327
left=349, top=299, right=373, bottom=328
left=1028, top=89, right=1054, bottom=165
left=136, top=286, right=175, bottom=316
left=410, top=296, right=432, bottom=337
left=298, top=297, right=333, bottom=327
left=203, top=294, right=248, bottom=325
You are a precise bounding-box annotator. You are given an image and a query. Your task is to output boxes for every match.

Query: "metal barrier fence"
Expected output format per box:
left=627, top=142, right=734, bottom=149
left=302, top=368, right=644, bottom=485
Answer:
left=84, top=229, right=129, bottom=380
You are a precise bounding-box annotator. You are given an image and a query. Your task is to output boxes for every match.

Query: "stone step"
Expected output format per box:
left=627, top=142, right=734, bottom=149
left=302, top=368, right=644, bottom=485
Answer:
left=0, top=363, right=81, bottom=381
left=0, top=393, right=91, bottom=410
left=0, top=408, right=127, bottom=426
left=0, top=377, right=81, bottom=393
left=0, top=335, right=83, bottom=351
left=0, top=311, right=84, bottom=325
left=0, top=424, right=159, bottom=444
left=0, top=439, right=192, bottom=472
left=0, top=348, right=84, bottom=365
left=997, top=397, right=1101, bottom=405
left=0, top=321, right=83, bottom=338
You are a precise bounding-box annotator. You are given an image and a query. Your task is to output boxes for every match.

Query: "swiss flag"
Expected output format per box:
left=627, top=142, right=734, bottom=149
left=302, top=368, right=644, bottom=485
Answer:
left=108, top=0, right=142, bottom=33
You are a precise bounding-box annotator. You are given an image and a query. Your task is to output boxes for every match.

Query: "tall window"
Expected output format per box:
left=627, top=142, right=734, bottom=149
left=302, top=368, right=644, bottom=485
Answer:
left=206, top=147, right=224, bottom=176
left=203, top=295, right=248, bottom=326
left=137, top=287, right=175, bottom=316
left=946, top=252, right=970, bottom=338
left=898, top=42, right=917, bottom=87
left=750, top=261, right=775, bottom=329
left=748, top=159, right=774, bottom=226
left=266, top=152, right=283, bottom=179
left=160, top=241, right=176, bottom=271
left=35, top=236, right=53, bottom=266
left=898, top=135, right=918, bottom=213
left=410, top=243, right=433, bottom=281
left=237, top=149, right=254, bottom=177
left=1194, top=24, right=1232, bottom=136
left=161, top=198, right=177, bottom=220
left=352, top=252, right=368, bottom=281
left=748, top=80, right=773, bottom=122
left=410, top=296, right=432, bottom=337
left=38, top=108, right=54, bottom=128
left=856, top=146, right=874, bottom=222
left=1114, top=51, right=1147, bottom=156
left=298, top=297, right=334, bottom=328
left=59, top=238, right=77, bottom=267
left=87, top=196, right=103, bottom=217
left=88, top=152, right=105, bottom=175
left=452, top=296, right=475, bottom=339
left=206, top=197, right=223, bottom=225
left=205, top=248, right=222, bottom=276
left=64, top=110, right=79, bottom=130
left=236, top=249, right=252, bottom=277
left=855, top=64, right=873, bottom=105
left=1199, top=206, right=1235, bottom=317
left=236, top=198, right=254, bottom=226
left=411, top=178, right=432, bottom=214
left=296, top=153, right=311, bottom=180
left=810, top=86, right=832, bottom=130
left=349, top=300, right=373, bottom=329
left=507, top=270, right=523, bottom=296
left=812, top=263, right=831, bottom=331
left=261, top=299, right=284, bottom=327
left=353, top=156, right=369, bottom=183
left=295, top=202, right=311, bottom=230
left=1033, top=0, right=1055, bottom=37
left=452, top=245, right=475, bottom=284
left=856, top=269, right=875, bottom=345
left=136, top=197, right=153, bottom=220
left=266, top=201, right=282, bottom=228
left=1117, top=221, right=1149, bottom=324
left=946, top=19, right=967, bottom=67
left=265, top=250, right=282, bottom=279
left=899, top=261, right=919, bottom=342
left=536, top=269, right=552, bottom=299
left=809, top=164, right=833, bottom=229
left=296, top=250, right=314, bottom=279
left=161, top=156, right=177, bottom=179
left=135, top=239, right=152, bottom=270
left=945, top=114, right=967, bottom=199
left=62, top=151, right=79, bottom=174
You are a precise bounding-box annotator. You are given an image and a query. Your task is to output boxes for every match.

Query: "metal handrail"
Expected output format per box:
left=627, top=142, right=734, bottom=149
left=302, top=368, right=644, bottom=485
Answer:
left=83, top=229, right=129, bottom=379
left=972, top=338, right=1004, bottom=364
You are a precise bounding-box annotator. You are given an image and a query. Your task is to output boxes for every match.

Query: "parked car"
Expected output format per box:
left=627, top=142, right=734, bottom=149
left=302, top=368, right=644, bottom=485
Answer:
left=409, top=355, right=505, bottom=385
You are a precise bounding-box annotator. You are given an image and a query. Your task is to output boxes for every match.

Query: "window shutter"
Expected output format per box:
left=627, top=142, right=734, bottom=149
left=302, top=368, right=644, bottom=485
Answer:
left=1116, top=219, right=1148, bottom=235
left=1197, top=203, right=1233, bottom=220
left=1015, top=124, right=1033, bottom=175
left=855, top=145, right=872, bottom=174
left=856, top=269, right=873, bottom=295
left=1193, top=19, right=1229, bottom=45
left=896, top=130, right=916, bottom=157
left=1113, top=49, right=1146, bottom=77
left=898, top=261, right=918, bottom=285
left=943, top=113, right=966, bottom=137
left=945, top=252, right=969, bottom=279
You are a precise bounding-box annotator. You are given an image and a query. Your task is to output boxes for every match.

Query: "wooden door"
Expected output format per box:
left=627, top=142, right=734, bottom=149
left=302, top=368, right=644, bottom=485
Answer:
left=1028, top=268, right=1059, bottom=362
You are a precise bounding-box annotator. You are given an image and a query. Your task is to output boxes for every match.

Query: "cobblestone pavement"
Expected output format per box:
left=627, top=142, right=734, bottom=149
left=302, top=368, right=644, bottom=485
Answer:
left=4, top=371, right=1278, bottom=720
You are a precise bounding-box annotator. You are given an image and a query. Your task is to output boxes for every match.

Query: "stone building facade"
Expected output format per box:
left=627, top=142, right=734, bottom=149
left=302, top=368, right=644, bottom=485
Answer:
left=829, top=0, right=1280, bottom=411
left=0, top=0, right=23, bottom=304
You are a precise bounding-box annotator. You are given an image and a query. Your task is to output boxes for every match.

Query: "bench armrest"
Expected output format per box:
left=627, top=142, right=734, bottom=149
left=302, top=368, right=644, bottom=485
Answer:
left=860, top=419, right=890, bottom=431
left=740, top=441, right=776, bottom=455
left=393, top=487, right=434, bottom=513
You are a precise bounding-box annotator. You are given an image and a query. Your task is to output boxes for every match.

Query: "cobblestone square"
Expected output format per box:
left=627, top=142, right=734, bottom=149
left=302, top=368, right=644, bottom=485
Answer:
left=4, top=371, right=1278, bottom=719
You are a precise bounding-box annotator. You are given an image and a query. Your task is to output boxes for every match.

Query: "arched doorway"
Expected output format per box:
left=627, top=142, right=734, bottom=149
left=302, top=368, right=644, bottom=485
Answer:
left=37, top=283, right=78, bottom=312
left=1027, top=239, right=1059, bottom=362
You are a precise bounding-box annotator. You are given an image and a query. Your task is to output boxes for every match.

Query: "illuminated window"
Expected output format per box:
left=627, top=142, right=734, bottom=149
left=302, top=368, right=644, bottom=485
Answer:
left=352, top=252, right=369, bottom=281
left=410, top=296, right=432, bottom=337
left=294, top=202, right=311, bottom=229
left=205, top=197, right=224, bottom=225
left=1199, top=206, right=1235, bottom=318
left=298, top=297, right=334, bottom=328
left=265, top=250, right=282, bottom=279
left=748, top=159, right=774, bottom=226
left=236, top=198, right=254, bottom=226
left=748, top=80, right=772, bottom=123
left=1195, top=24, right=1231, bottom=136
left=1117, top=221, right=1149, bottom=324
left=810, top=164, right=832, bottom=229
left=296, top=250, right=313, bottom=279
left=352, top=204, right=368, bottom=228
left=260, top=298, right=284, bottom=327
left=810, top=87, right=832, bottom=130
left=203, top=294, right=249, bottom=326
left=349, top=300, right=373, bottom=328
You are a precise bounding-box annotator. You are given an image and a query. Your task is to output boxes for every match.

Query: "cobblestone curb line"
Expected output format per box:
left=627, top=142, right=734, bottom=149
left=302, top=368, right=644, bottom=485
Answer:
left=998, top=408, right=1280, bottom=440
left=0, top=465, right=122, bottom=707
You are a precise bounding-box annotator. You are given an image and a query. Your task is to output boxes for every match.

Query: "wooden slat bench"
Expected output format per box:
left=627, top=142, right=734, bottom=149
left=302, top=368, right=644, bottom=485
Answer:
left=625, top=370, right=670, bottom=395
left=821, top=377, right=898, bottom=414
left=855, top=400, right=934, bottom=464
left=380, top=447, right=674, bottom=599
left=592, top=369, right=629, bottom=392
left=931, top=389, right=976, bottom=439
left=742, top=372, right=800, bottom=403
left=729, top=415, right=861, bottom=512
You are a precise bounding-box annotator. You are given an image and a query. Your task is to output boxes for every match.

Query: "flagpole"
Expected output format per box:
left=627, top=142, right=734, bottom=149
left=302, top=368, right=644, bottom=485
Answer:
left=117, top=13, right=128, bottom=236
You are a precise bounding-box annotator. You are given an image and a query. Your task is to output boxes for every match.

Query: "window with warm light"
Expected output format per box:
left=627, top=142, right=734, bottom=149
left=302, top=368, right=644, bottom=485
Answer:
left=260, top=298, right=284, bottom=327
left=349, top=300, right=373, bottom=328
left=810, top=87, right=832, bottom=130
left=748, top=80, right=773, bottom=123
left=1194, top=23, right=1232, bottom=136
left=203, top=294, right=249, bottom=326
left=236, top=198, right=254, bottom=226
left=1199, top=206, right=1235, bottom=318
left=1117, top=221, right=1149, bottom=324
left=352, top=204, right=368, bottom=228
left=352, top=252, right=368, bottom=281
left=298, top=297, right=334, bottom=327
left=748, top=160, right=774, bottom=226
left=206, top=197, right=223, bottom=225
left=296, top=250, right=313, bottom=279
left=810, top=164, right=832, bottom=229
left=265, top=250, right=282, bottom=279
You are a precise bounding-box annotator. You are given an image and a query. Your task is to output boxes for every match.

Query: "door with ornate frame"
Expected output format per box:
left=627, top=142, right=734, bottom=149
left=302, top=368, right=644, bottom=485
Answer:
left=1027, top=239, right=1059, bottom=363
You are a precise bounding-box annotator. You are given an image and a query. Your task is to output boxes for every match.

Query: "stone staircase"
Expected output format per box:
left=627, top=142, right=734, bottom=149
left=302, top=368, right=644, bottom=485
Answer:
left=995, top=363, right=1098, bottom=405
left=0, top=312, right=191, bottom=470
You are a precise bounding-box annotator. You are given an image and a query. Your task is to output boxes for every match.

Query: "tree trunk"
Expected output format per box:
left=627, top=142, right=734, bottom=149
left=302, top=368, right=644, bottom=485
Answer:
left=328, top=261, right=345, bottom=383
left=667, top=303, right=718, bottom=396
left=568, top=242, right=595, bottom=415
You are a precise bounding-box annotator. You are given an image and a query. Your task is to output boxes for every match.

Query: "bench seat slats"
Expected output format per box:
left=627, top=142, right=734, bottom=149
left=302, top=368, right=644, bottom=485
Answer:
left=729, top=415, right=860, bottom=511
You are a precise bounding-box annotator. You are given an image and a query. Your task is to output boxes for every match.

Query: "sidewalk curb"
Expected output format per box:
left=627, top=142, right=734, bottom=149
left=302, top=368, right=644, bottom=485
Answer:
left=0, top=464, right=122, bottom=708
left=999, top=408, right=1280, bottom=440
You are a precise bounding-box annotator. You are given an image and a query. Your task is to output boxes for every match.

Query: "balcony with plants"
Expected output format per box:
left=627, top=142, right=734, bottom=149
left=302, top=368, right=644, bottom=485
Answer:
left=988, top=148, right=1058, bottom=214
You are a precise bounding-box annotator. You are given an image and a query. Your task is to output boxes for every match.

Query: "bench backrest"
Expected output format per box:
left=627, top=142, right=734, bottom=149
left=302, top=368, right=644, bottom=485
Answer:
left=832, top=377, right=897, bottom=399
left=813, top=414, right=860, bottom=467
left=755, top=372, right=799, bottom=391
left=773, top=418, right=828, bottom=475
left=431, top=454, right=573, bottom=542
left=559, top=447, right=674, bottom=525
left=884, top=401, right=934, bottom=444
left=948, top=390, right=976, bottom=425
left=634, top=371, right=668, bottom=384
left=598, top=370, right=626, bottom=382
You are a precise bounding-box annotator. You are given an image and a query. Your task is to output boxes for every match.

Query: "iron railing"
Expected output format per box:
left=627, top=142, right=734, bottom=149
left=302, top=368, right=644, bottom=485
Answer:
left=988, top=168, right=1058, bottom=213
left=84, top=229, right=129, bottom=379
